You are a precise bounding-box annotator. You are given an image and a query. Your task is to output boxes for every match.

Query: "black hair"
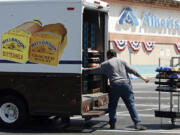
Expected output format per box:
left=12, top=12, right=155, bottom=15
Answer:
left=107, top=49, right=117, bottom=58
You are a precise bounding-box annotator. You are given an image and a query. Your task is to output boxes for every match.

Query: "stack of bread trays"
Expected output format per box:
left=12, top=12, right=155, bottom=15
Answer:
left=88, top=49, right=101, bottom=93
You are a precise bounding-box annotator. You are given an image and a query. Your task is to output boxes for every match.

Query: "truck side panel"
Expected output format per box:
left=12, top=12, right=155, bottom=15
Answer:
left=0, top=1, right=82, bottom=73
left=0, top=72, right=82, bottom=116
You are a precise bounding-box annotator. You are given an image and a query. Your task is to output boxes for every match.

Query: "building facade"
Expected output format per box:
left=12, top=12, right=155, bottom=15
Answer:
left=103, top=0, right=180, bottom=75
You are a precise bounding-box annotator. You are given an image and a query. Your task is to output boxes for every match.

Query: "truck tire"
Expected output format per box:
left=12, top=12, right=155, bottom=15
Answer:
left=0, top=96, right=28, bottom=128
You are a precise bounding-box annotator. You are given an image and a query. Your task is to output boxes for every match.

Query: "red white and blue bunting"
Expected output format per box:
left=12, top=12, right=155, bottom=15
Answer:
left=142, top=42, right=155, bottom=52
left=113, top=40, right=180, bottom=53
left=175, top=43, right=180, bottom=53
left=113, top=40, right=128, bottom=51
left=128, top=41, right=141, bottom=52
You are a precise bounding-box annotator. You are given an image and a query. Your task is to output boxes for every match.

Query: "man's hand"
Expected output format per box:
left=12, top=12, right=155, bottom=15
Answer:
left=144, top=78, right=150, bottom=83
left=141, top=76, right=150, bottom=83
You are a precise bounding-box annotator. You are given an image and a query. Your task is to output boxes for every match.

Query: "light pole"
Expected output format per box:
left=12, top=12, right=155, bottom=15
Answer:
left=128, top=46, right=133, bottom=65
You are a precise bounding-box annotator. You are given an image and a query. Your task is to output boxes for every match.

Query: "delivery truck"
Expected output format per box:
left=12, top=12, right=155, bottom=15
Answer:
left=0, top=0, right=109, bottom=128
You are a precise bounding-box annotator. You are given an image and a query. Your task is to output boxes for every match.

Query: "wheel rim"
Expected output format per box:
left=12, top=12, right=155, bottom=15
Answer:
left=0, top=103, right=19, bottom=123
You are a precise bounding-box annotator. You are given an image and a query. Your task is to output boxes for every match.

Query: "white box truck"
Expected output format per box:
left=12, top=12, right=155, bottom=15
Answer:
left=0, top=0, right=109, bottom=128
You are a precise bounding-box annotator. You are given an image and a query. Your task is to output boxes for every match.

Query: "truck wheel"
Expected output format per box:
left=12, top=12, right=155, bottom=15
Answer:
left=0, top=96, right=28, bottom=128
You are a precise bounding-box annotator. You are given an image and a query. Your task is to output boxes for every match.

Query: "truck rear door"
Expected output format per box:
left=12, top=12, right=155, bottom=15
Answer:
left=81, top=0, right=109, bottom=118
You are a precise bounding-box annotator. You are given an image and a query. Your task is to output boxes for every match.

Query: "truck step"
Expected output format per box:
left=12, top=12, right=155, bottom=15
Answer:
left=82, top=105, right=108, bottom=118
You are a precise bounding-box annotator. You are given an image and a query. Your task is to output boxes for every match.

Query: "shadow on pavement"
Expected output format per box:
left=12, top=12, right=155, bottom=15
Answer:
left=1, top=118, right=180, bottom=133
left=0, top=118, right=109, bottom=133
left=128, top=123, right=180, bottom=130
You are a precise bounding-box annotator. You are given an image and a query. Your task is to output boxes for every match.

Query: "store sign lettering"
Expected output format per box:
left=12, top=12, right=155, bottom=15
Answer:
left=119, top=8, right=180, bottom=30
left=142, top=13, right=179, bottom=29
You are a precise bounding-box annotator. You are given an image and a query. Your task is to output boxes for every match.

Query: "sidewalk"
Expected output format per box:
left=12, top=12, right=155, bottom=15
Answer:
left=130, top=65, right=157, bottom=79
left=130, top=74, right=156, bottom=80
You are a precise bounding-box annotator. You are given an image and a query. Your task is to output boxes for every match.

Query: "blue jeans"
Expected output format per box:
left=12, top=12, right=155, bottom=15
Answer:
left=108, top=82, right=141, bottom=124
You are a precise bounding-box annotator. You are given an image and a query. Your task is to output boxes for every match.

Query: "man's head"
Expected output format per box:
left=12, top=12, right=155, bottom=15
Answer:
left=107, top=49, right=117, bottom=59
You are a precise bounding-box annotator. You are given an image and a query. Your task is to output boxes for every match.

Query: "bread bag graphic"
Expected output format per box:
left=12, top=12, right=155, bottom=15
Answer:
left=29, top=23, right=67, bottom=66
left=1, top=19, right=42, bottom=63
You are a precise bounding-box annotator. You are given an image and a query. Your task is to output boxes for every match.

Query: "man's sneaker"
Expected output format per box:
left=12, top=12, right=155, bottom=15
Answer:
left=109, top=122, right=116, bottom=129
left=135, top=124, right=147, bottom=130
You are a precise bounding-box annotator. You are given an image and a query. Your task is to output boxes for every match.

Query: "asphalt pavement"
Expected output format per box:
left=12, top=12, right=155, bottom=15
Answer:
left=0, top=77, right=180, bottom=135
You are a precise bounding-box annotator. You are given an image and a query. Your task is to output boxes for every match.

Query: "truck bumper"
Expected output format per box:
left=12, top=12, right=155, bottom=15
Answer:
left=81, top=93, right=108, bottom=118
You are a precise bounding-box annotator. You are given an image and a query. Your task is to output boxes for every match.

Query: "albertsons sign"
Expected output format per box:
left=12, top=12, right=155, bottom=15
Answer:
left=119, top=7, right=179, bottom=30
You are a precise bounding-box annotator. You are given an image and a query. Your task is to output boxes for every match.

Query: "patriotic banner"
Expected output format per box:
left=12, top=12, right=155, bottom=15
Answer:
left=175, top=43, right=180, bottom=53
left=128, top=41, right=141, bottom=52
left=142, top=41, right=155, bottom=52
left=113, top=40, right=127, bottom=51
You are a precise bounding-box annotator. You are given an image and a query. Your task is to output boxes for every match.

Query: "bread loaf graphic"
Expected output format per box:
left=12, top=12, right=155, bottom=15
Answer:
left=1, top=19, right=42, bottom=63
left=29, top=23, right=67, bottom=66
left=15, top=19, right=42, bottom=33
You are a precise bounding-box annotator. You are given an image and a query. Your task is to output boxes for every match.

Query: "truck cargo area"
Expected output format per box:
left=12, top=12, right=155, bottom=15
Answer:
left=81, top=8, right=108, bottom=117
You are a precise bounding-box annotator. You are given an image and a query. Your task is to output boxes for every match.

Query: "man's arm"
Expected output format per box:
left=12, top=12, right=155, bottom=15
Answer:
left=83, top=65, right=104, bottom=74
left=123, top=61, right=149, bottom=83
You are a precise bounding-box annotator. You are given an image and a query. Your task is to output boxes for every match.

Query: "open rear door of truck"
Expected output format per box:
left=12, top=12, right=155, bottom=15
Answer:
left=81, top=0, right=109, bottom=119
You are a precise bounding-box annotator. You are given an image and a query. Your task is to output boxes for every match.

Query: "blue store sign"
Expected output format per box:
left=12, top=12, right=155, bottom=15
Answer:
left=119, top=7, right=180, bottom=30
left=119, top=7, right=139, bottom=26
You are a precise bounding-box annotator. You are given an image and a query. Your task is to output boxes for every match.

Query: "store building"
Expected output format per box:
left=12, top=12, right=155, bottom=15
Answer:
left=103, top=0, right=180, bottom=75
